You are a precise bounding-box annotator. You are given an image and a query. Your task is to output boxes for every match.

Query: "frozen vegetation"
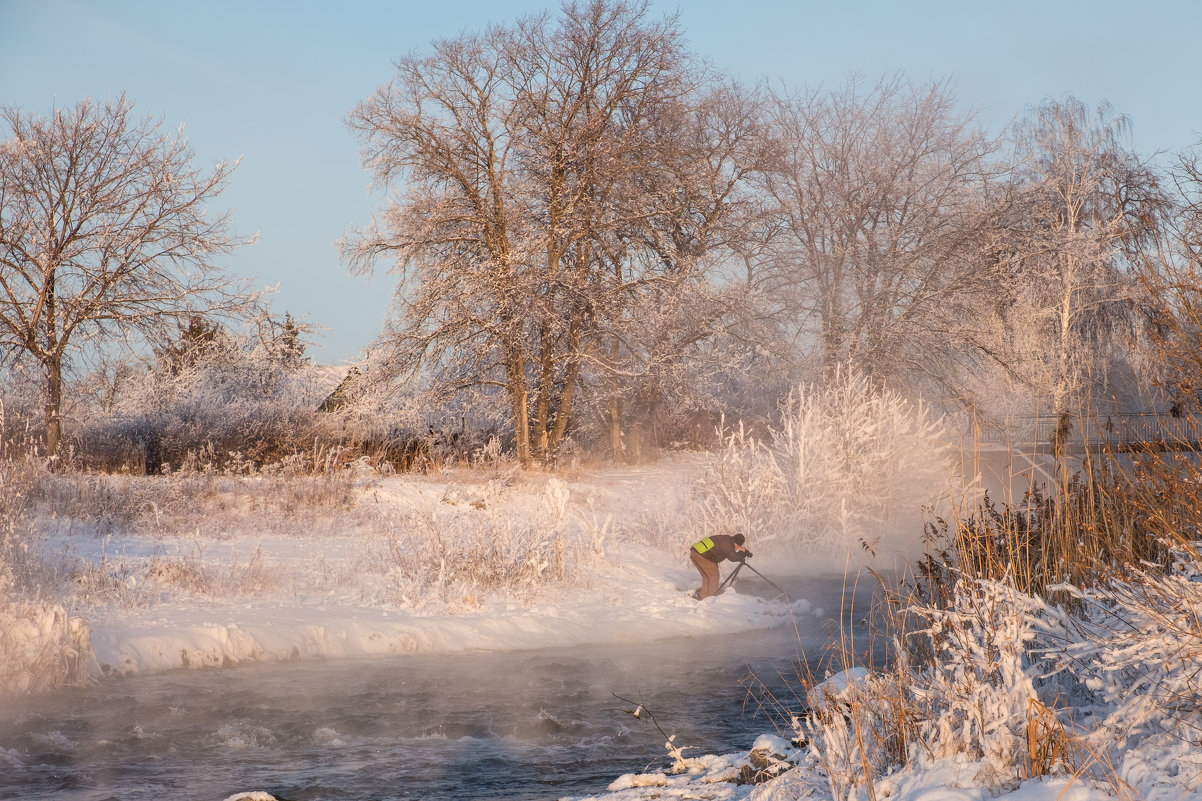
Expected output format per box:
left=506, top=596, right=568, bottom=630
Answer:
left=4, top=371, right=1202, bottom=801
left=6, top=5, right=1202, bottom=792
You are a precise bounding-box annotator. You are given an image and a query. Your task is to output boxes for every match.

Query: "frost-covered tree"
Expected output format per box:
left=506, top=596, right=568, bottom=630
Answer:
left=343, top=1, right=761, bottom=465
left=755, top=75, right=999, bottom=395
left=1000, top=97, right=1165, bottom=431
left=254, top=310, right=309, bottom=371
left=0, top=95, right=254, bottom=458
left=147, top=309, right=315, bottom=409
left=1124, top=144, right=1202, bottom=415
left=694, top=367, right=947, bottom=564
left=155, top=315, right=229, bottom=377
left=575, top=81, right=771, bottom=457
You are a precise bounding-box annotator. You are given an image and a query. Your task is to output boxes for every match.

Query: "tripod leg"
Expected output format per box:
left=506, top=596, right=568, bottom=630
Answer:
left=718, top=562, right=743, bottom=592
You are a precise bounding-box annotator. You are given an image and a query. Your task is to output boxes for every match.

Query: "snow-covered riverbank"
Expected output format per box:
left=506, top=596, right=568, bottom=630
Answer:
left=6, top=455, right=1202, bottom=801
left=25, top=454, right=829, bottom=680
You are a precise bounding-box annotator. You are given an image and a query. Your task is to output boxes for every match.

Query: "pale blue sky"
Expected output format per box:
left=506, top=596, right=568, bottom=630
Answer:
left=2, top=0, right=1199, bottom=363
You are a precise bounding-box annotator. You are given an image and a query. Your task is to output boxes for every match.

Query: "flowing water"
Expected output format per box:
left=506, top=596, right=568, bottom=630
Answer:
left=0, top=576, right=876, bottom=801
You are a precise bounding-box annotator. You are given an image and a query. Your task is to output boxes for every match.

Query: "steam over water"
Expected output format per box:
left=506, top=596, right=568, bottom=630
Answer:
left=0, top=577, right=872, bottom=801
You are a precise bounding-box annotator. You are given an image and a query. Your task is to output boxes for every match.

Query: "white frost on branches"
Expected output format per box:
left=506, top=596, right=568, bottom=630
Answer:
left=695, top=369, right=949, bottom=565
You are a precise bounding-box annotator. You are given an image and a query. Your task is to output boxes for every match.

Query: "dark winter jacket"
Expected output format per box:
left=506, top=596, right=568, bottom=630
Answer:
left=691, top=534, right=750, bottom=564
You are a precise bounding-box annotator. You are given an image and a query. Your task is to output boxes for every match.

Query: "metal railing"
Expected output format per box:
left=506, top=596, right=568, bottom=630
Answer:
left=969, top=412, right=1202, bottom=453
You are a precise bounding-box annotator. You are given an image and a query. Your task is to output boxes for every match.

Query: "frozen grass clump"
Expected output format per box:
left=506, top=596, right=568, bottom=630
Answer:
left=788, top=576, right=1056, bottom=800
left=0, top=458, right=50, bottom=597
left=766, top=545, right=1202, bottom=801
left=0, top=459, right=96, bottom=696
left=1051, top=549, right=1202, bottom=780
left=695, top=369, right=949, bottom=564
left=0, top=602, right=91, bottom=696
left=68, top=545, right=279, bottom=609
left=367, top=477, right=600, bottom=609
left=374, top=514, right=572, bottom=609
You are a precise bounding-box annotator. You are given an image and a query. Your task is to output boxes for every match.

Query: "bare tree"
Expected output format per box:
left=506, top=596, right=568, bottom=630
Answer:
left=755, top=74, right=999, bottom=395
left=344, top=0, right=756, bottom=464
left=583, top=81, right=772, bottom=457
left=1129, top=143, right=1202, bottom=414
left=0, top=95, right=254, bottom=458
left=1000, top=97, right=1166, bottom=437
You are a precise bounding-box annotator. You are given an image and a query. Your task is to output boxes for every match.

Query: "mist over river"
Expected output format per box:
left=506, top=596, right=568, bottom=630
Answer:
left=0, top=576, right=874, bottom=801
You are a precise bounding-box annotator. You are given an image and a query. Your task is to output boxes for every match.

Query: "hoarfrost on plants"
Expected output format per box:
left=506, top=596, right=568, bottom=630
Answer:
left=696, top=369, right=950, bottom=569
left=775, top=554, right=1202, bottom=801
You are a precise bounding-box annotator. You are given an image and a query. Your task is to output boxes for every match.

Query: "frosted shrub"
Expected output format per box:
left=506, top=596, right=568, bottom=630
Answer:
left=695, top=422, right=783, bottom=542
left=71, top=340, right=352, bottom=474
left=1050, top=550, right=1202, bottom=791
left=543, top=477, right=570, bottom=520
left=697, top=369, right=948, bottom=560
left=800, top=666, right=898, bottom=801
left=0, top=459, right=44, bottom=598
left=0, top=458, right=96, bottom=697
left=906, top=578, right=1052, bottom=775
left=800, top=576, right=1062, bottom=799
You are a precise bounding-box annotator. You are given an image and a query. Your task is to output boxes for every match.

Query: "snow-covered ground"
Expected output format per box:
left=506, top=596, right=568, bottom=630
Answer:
left=6, top=453, right=1201, bottom=801
left=45, top=454, right=822, bottom=678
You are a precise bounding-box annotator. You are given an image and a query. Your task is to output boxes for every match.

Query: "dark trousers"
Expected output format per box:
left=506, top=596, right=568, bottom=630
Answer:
left=690, top=550, right=720, bottom=599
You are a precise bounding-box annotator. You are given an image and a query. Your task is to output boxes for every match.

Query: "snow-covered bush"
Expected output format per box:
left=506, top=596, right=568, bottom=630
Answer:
left=0, top=457, right=56, bottom=599
left=1049, top=551, right=1202, bottom=792
left=695, top=369, right=949, bottom=564
left=380, top=514, right=570, bottom=607
left=79, top=352, right=508, bottom=475
left=71, top=347, right=349, bottom=474
left=790, top=548, right=1202, bottom=801
left=907, top=579, right=1057, bottom=775
left=796, top=576, right=1061, bottom=799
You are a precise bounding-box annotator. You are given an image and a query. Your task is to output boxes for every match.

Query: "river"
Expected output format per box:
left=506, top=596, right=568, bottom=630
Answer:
left=0, top=575, right=877, bottom=801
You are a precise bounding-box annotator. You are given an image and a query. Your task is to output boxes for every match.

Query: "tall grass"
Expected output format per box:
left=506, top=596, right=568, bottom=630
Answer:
left=0, top=457, right=44, bottom=597
left=940, top=440, right=1190, bottom=597
left=739, top=420, right=1202, bottom=801
left=365, top=476, right=605, bottom=610
left=786, top=540, right=1202, bottom=800
left=373, top=514, right=570, bottom=609
left=0, top=457, right=94, bottom=695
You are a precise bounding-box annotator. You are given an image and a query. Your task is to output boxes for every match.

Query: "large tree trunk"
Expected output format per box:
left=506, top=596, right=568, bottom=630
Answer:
left=511, top=384, right=531, bottom=467
left=608, top=397, right=624, bottom=462
left=607, top=338, right=625, bottom=461
left=1052, top=265, right=1076, bottom=485
left=506, top=349, right=532, bottom=466
left=546, top=355, right=580, bottom=456
left=533, top=336, right=555, bottom=461
left=44, top=357, right=63, bottom=461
